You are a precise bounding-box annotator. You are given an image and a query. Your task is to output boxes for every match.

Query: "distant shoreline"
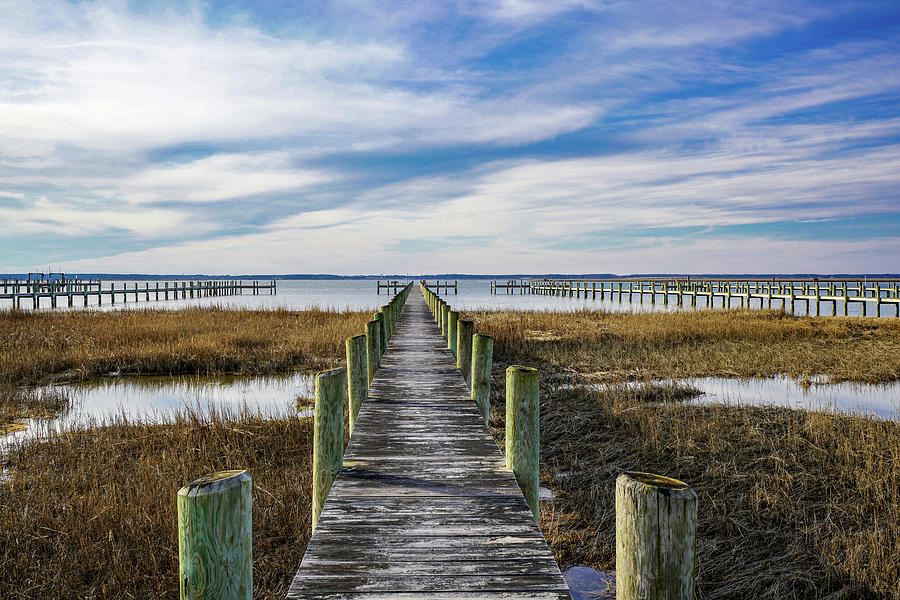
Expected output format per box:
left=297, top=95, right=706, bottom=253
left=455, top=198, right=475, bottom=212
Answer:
left=3, top=272, right=900, bottom=280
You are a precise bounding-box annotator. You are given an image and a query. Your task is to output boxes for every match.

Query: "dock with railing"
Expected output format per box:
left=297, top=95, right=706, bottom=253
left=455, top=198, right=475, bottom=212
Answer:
left=0, top=277, right=276, bottom=309
left=524, top=277, right=900, bottom=317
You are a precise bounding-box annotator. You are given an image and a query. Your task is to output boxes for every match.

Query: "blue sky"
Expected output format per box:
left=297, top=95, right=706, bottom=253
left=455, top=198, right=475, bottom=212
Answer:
left=1, top=0, right=899, bottom=274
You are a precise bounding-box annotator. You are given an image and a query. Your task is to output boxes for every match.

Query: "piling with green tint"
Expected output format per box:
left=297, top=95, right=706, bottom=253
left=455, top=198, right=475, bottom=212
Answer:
left=471, top=334, right=493, bottom=429
left=312, top=367, right=345, bottom=531
left=374, top=312, right=385, bottom=357
left=366, top=320, right=379, bottom=383
left=178, top=470, right=252, bottom=600
left=448, top=310, right=459, bottom=357
left=457, top=320, right=474, bottom=385
left=346, top=334, right=367, bottom=435
left=506, top=365, right=540, bottom=521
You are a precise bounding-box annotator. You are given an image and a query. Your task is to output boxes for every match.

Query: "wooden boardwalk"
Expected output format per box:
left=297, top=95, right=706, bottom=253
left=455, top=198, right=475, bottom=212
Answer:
left=288, top=292, right=570, bottom=599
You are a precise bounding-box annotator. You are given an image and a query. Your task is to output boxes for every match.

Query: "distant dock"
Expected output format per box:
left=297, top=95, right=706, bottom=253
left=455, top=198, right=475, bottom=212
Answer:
left=491, top=277, right=900, bottom=317
left=0, top=277, right=276, bottom=309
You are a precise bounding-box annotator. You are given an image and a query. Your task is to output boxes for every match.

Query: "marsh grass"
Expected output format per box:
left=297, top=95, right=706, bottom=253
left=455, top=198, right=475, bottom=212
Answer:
left=466, top=308, right=900, bottom=383
left=0, top=409, right=314, bottom=600
left=482, top=367, right=900, bottom=599
left=0, top=307, right=370, bottom=385
left=0, top=384, right=71, bottom=434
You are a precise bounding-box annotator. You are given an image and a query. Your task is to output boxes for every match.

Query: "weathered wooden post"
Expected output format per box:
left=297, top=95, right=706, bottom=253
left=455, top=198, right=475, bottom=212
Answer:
left=471, top=334, right=493, bottom=428
left=374, top=312, right=386, bottom=357
left=441, top=303, right=449, bottom=336
left=448, top=310, right=459, bottom=357
left=177, top=470, right=252, bottom=600
left=366, top=320, right=379, bottom=384
left=457, top=320, right=474, bottom=385
left=506, top=365, right=540, bottom=521
left=615, top=472, right=697, bottom=600
left=312, top=367, right=345, bottom=531
left=346, top=334, right=368, bottom=435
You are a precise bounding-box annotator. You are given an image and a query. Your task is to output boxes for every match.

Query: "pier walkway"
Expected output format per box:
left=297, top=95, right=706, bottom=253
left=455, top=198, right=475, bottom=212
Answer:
left=288, top=292, right=570, bottom=599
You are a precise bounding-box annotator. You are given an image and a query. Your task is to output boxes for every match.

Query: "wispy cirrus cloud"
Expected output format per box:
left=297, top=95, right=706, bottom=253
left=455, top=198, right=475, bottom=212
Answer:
left=1, top=0, right=898, bottom=273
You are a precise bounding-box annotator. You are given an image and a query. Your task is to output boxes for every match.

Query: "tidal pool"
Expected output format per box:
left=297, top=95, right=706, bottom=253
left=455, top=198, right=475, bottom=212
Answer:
left=564, top=566, right=615, bottom=600
left=3, top=372, right=315, bottom=446
left=677, top=375, right=900, bottom=420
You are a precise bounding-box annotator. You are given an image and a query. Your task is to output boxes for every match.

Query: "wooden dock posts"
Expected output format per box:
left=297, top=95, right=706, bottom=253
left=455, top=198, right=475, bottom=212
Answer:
left=506, top=365, right=540, bottom=522
left=1, top=278, right=276, bottom=310
left=528, top=277, right=900, bottom=317
left=177, top=470, right=253, bottom=600
left=616, top=473, right=698, bottom=600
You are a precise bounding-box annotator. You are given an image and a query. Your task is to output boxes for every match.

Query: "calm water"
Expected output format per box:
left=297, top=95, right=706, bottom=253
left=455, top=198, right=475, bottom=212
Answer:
left=3, top=373, right=314, bottom=446
left=587, top=376, right=900, bottom=420
left=6, top=277, right=894, bottom=316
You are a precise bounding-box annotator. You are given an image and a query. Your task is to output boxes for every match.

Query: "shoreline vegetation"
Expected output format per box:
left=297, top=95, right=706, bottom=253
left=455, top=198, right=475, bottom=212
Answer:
left=2, top=306, right=899, bottom=598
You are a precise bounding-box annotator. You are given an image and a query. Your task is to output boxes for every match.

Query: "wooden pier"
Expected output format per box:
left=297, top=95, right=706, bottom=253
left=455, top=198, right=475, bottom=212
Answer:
left=490, top=279, right=530, bottom=294
left=422, top=279, right=458, bottom=294
left=527, top=277, right=900, bottom=317
left=288, top=288, right=570, bottom=598
left=0, top=278, right=276, bottom=309
left=375, top=279, right=411, bottom=294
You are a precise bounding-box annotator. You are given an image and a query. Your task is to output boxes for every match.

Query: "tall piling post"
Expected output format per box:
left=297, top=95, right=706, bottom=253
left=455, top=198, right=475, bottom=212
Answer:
left=615, top=472, right=697, bottom=600
left=366, top=320, right=379, bottom=383
left=177, top=470, right=252, bottom=600
left=448, top=310, right=459, bottom=357
left=346, top=334, right=368, bottom=435
left=471, top=334, right=493, bottom=428
left=312, top=367, right=346, bottom=532
left=505, top=365, right=540, bottom=521
left=457, top=320, right=474, bottom=386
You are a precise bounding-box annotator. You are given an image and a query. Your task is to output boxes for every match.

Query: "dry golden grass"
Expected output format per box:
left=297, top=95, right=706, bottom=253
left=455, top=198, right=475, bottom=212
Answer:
left=465, top=308, right=900, bottom=383
left=498, top=382, right=900, bottom=600
left=0, top=410, right=314, bottom=600
left=0, top=307, right=369, bottom=385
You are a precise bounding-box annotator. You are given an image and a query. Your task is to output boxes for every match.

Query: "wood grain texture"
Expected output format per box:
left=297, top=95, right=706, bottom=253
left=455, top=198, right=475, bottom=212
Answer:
left=313, top=368, right=346, bottom=532
left=346, top=334, right=368, bottom=435
left=505, top=366, right=540, bottom=522
left=471, top=334, right=494, bottom=430
left=287, top=289, right=569, bottom=599
left=615, top=472, right=697, bottom=600
left=457, top=319, right=474, bottom=385
left=177, top=470, right=252, bottom=600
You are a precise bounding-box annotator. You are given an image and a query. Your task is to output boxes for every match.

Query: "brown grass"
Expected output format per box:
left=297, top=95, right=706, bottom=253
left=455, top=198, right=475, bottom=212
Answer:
left=0, top=384, right=70, bottom=434
left=465, top=308, right=900, bottom=383
left=0, top=410, right=314, bottom=600
left=0, top=307, right=369, bottom=385
left=467, top=306, right=900, bottom=599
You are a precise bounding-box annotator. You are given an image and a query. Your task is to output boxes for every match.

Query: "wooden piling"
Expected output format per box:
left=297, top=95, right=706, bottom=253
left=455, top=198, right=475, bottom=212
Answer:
left=366, top=320, right=379, bottom=384
left=615, top=471, right=697, bottom=600
left=471, top=334, right=493, bottom=429
left=346, top=334, right=367, bottom=435
left=312, top=367, right=345, bottom=531
left=505, top=365, right=540, bottom=521
left=457, top=319, right=474, bottom=385
left=448, top=310, right=459, bottom=357
left=177, top=470, right=252, bottom=600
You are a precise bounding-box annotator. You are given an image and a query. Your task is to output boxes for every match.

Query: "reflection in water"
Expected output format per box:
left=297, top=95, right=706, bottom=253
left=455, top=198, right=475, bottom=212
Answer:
left=677, top=376, right=900, bottom=420
left=3, top=372, right=315, bottom=446
left=564, top=566, right=615, bottom=600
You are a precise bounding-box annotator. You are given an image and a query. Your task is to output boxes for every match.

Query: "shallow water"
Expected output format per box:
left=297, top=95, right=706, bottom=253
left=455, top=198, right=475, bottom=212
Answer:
left=7, top=277, right=891, bottom=316
left=594, top=376, right=900, bottom=420
left=681, top=375, right=900, bottom=420
left=3, top=372, right=314, bottom=446
left=564, top=566, right=615, bottom=600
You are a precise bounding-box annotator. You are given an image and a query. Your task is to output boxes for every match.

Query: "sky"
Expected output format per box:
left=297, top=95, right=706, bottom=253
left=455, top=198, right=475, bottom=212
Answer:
left=1, top=0, right=899, bottom=275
